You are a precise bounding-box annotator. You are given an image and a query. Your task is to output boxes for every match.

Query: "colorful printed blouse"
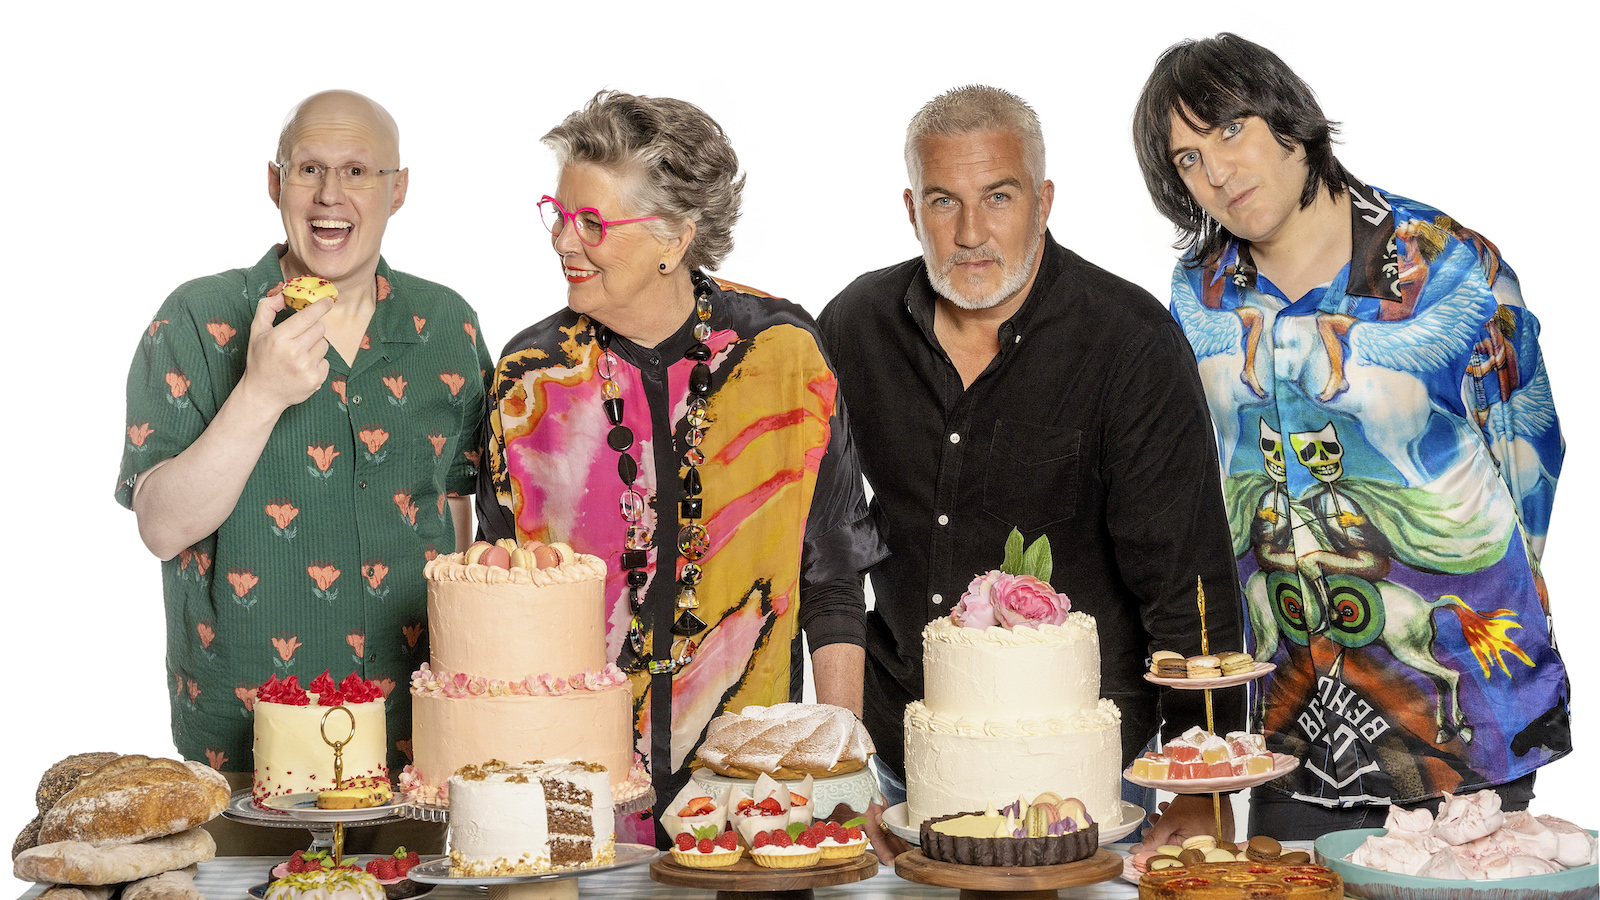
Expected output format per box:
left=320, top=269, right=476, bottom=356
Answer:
left=478, top=275, right=882, bottom=842
left=117, top=246, right=492, bottom=776
left=1170, top=178, right=1569, bottom=805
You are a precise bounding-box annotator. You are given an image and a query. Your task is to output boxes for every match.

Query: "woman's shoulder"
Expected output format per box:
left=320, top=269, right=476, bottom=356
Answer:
left=496, top=307, right=585, bottom=362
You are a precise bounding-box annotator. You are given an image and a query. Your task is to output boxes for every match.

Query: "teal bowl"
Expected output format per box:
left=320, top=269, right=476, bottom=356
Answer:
left=1315, top=827, right=1598, bottom=900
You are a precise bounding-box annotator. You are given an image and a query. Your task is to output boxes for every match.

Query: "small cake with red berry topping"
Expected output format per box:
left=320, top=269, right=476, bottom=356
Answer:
left=253, top=671, right=389, bottom=805
left=816, top=819, right=868, bottom=859
left=363, top=848, right=422, bottom=882
left=749, top=825, right=824, bottom=869
left=660, top=781, right=730, bottom=843
left=668, top=829, right=741, bottom=868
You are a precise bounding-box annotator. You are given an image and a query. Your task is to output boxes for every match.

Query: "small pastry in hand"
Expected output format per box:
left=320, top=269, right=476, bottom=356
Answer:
left=282, top=276, right=338, bottom=310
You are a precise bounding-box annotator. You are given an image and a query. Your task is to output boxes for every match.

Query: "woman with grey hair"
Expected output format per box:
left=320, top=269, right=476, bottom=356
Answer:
left=476, top=91, right=885, bottom=847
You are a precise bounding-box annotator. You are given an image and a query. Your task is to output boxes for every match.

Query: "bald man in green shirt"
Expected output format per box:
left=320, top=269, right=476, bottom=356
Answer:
left=117, top=91, right=490, bottom=852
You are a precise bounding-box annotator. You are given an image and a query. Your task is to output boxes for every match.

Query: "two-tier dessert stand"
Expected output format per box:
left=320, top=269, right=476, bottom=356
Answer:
left=1125, top=578, right=1298, bottom=838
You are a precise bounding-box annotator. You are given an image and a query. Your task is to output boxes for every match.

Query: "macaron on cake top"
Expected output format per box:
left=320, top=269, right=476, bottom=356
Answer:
left=282, top=275, right=338, bottom=310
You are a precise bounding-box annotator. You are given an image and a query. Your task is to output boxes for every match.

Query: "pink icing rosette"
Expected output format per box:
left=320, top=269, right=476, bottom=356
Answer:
left=993, top=573, right=1070, bottom=627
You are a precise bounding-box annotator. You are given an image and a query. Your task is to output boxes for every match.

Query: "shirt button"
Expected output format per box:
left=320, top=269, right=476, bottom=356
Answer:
left=932, top=593, right=943, bottom=605
left=937, top=514, right=949, bottom=525
left=359, top=480, right=368, bottom=489
left=949, top=433, right=960, bottom=444
left=649, top=355, right=661, bottom=366
left=351, top=395, right=362, bottom=405
left=1014, top=334, right=1021, bottom=344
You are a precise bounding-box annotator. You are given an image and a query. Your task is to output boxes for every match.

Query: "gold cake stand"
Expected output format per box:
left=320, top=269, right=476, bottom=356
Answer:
left=223, top=706, right=410, bottom=854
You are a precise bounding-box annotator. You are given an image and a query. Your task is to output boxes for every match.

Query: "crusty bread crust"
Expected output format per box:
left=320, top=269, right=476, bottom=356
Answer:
left=38, top=756, right=229, bottom=846
left=14, top=829, right=215, bottom=885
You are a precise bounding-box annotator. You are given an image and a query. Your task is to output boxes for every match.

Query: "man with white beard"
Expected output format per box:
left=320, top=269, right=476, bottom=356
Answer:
left=818, top=85, right=1242, bottom=859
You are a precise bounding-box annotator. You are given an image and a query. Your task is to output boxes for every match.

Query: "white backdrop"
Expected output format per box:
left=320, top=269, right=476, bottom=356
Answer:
left=5, top=1, right=1594, bottom=887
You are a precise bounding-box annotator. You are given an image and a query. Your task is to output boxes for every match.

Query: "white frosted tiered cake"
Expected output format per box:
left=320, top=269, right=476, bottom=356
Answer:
left=904, top=612, right=1122, bottom=829
left=403, top=546, right=645, bottom=805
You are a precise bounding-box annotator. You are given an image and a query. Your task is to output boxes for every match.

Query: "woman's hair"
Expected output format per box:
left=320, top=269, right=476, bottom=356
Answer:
left=1132, top=33, right=1345, bottom=266
left=542, top=90, right=744, bottom=271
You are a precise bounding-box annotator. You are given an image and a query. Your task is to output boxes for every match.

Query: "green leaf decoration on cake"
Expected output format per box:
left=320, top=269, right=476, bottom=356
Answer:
left=1001, top=528, right=1053, bottom=582
left=842, top=816, right=867, bottom=828
left=785, top=822, right=807, bottom=840
left=691, top=824, right=720, bottom=841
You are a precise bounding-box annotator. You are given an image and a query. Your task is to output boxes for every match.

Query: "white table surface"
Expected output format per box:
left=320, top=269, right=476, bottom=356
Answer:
left=14, top=843, right=1319, bottom=900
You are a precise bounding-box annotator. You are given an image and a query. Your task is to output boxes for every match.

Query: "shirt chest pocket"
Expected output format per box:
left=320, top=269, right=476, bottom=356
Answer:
left=982, top=420, right=1082, bottom=532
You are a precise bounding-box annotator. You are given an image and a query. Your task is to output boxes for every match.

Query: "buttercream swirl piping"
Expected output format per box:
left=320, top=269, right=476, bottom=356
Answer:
left=410, top=662, right=628, bottom=698
left=922, top=612, right=1096, bottom=647
left=904, top=699, right=1120, bottom=736
left=423, top=546, right=607, bottom=586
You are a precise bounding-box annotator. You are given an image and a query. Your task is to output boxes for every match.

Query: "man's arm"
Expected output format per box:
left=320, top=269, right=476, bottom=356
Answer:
left=448, top=496, right=474, bottom=552
left=133, top=295, right=332, bottom=559
left=810, top=641, right=863, bottom=716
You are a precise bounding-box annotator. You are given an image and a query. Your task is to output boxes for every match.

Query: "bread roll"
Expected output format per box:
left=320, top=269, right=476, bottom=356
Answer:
left=36, top=884, right=115, bottom=900
left=13, top=828, right=215, bottom=885
left=123, top=867, right=201, bottom=900
left=39, top=757, right=229, bottom=846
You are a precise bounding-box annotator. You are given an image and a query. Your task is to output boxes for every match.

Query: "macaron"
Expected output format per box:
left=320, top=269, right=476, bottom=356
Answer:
left=1186, top=655, right=1222, bottom=679
left=1153, top=651, right=1188, bottom=678
left=1150, top=650, right=1186, bottom=677
left=281, top=275, right=338, bottom=310
left=1217, top=651, right=1254, bottom=676
left=1246, top=835, right=1282, bottom=861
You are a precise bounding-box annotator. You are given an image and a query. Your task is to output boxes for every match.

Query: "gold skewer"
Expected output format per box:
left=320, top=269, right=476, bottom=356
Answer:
left=1197, top=576, right=1223, bottom=841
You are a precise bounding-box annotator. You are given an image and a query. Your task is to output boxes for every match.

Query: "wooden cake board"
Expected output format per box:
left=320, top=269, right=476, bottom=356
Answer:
left=894, top=847, right=1123, bottom=900
left=649, top=850, right=877, bottom=899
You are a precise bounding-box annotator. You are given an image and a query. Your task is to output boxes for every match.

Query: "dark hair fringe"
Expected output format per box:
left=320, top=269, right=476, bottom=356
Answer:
left=1132, top=33, right=1346, bottom=267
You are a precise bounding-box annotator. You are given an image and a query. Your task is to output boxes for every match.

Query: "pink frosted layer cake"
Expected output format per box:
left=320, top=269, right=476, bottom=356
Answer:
left=403, top=545, right=645, bottom=806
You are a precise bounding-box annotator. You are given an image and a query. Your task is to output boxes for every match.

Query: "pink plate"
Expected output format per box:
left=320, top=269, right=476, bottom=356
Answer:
left=1143, top=661, right=1274, bottom=689
left=1122, top=752, right=1299, bottom=793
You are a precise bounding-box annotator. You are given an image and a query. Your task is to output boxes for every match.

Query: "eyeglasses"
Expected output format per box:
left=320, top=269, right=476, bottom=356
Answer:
left=277, top=161, right=401, bottom=190
left=538, top=195, right=660, bottom=247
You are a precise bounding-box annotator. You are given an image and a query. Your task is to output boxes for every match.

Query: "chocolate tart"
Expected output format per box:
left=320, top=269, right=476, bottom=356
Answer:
left=918, top=811, right=1098, bottom=867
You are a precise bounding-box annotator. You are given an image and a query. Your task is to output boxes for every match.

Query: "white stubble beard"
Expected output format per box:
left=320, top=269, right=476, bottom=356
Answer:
left=916, top=211, right=1044, bottom=311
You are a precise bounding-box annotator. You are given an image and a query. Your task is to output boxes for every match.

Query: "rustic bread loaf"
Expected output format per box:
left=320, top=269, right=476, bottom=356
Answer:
left=123, top=867, right=201, bottom=900
left=13, top=828, right=215, bottom=885
left=39, top=757, right=229, bottom=846
left=36, top=883, right=115, bottom=900
left=36, top=754, right=121, bottom=812
left=13, top=813, right=44, bottom=861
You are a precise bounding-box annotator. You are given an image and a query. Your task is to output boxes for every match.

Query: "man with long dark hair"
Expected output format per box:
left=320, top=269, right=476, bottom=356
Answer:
left=1134, top=34, right=1570, bottom=839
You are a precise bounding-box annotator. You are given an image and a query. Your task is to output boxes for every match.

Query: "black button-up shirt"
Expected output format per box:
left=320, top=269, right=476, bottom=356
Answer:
left=819, top=234, right=1244, bottom=776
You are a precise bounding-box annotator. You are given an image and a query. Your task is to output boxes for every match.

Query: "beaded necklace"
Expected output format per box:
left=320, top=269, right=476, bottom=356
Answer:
left=596, top=274, right=715, bottom=676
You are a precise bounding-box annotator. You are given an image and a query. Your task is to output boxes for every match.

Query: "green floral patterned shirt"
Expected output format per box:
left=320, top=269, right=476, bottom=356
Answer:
left=116, top=246, right=492, bottom=776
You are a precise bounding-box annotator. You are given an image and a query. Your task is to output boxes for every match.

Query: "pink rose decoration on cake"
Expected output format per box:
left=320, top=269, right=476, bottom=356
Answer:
left=993, top=573, right=1070, bottom=627
left=951, top=571, right=1003, bottom=628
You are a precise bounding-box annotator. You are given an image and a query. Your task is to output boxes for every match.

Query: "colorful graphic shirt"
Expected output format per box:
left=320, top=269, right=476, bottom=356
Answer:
left=117, top=246, right=492, bottom=776
left=1171, top=178, right=1569, bottom=806
left=479, top=276, right=883, bottom=843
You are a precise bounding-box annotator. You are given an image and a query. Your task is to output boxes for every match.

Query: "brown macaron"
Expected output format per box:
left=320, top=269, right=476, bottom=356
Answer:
left=1151, top=650, right=1187, bottom=677
left=1246, top=835, right=1283, bottom=861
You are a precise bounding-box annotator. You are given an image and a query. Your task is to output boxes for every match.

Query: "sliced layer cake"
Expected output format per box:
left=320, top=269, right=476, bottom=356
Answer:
left=446, top=759, right=615, bottom=875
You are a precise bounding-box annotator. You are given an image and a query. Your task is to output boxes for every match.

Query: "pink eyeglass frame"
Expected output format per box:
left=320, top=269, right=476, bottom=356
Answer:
left=539, top=195, right=661, bottom=246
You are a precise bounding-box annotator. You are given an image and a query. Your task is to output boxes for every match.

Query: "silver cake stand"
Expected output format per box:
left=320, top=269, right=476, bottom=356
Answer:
left=406, top=844, right=658, bottom=900
left=224, top=790, right=413, bottom=851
